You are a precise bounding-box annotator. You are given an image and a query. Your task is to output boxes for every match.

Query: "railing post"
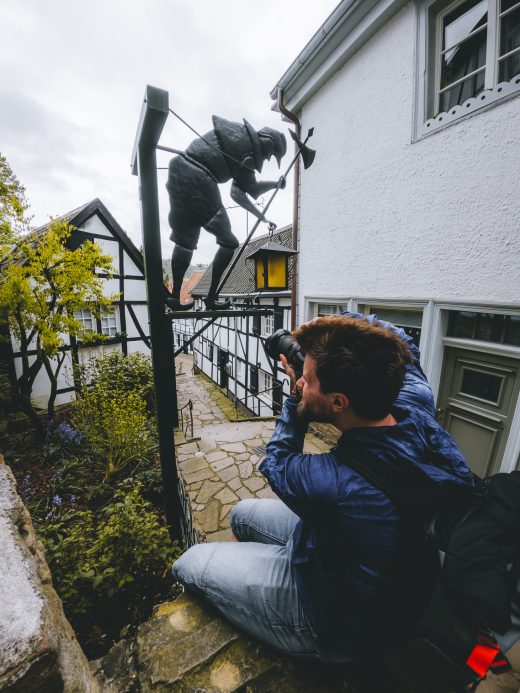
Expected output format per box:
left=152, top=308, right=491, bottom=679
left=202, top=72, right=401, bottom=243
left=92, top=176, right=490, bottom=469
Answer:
left=131, top=86, right=183, bottom=543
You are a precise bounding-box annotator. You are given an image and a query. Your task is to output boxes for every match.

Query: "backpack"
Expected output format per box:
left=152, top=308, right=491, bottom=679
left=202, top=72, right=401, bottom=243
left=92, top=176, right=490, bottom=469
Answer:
left=333, top=445, right=520, bottom=693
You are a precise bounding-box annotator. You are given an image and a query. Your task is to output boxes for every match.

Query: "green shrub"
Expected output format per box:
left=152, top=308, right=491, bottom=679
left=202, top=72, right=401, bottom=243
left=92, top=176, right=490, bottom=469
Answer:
left=38, top=485, right=180, bottom=643
left=75, top=351, right=156, bottom=414
left=71, top=386, right=157, bottom=482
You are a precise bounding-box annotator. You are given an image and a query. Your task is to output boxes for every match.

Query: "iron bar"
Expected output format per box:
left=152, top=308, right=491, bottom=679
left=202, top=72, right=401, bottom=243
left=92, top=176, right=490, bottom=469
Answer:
left=131, top=85, right=183, bottom=544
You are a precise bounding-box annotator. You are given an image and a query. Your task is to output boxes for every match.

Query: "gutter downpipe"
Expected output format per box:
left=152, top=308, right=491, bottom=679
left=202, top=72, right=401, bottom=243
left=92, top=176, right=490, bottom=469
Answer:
left=277, top=87, right=300, bottom=332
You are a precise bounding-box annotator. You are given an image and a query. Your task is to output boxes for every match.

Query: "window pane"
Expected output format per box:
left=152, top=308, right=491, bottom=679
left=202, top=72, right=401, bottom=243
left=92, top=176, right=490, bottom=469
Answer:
left=500, top=6, right=520, bottom=55
left=441, top=30, right=487, bottom=89
left=448, top=311, right=477, bottom=338
left=502, top=0, right=520, bottom=13
left=317, top=304, right=342, bottom=316
left=443, top=0, right=488, bottom=53
left=439, top=69, right=486, bottom=111
left=461, top=368, right=502, bottom=403
left=475, top=313, right=505, bottom=342
left=505, top=316, right=520, bottom=345
left=499, top=48, right=520, bottom=80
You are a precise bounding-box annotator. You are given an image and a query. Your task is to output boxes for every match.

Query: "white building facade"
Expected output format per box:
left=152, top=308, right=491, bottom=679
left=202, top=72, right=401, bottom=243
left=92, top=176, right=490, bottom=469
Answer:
left=7, top=199, right=150, bottom=410
left=272, top=0, right=520, bottom=477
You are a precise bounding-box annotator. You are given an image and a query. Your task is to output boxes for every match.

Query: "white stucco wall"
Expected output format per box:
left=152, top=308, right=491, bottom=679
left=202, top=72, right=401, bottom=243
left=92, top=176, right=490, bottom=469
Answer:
left=297, top=2, right=520, bottom=315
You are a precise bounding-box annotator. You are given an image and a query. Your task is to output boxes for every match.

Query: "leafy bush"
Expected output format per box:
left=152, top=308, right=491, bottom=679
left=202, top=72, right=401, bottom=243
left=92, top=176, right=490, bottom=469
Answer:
left=71, top=386, right=157, bottom=482
left=38, top=485, right=180, bottom=652
left=75, top=351, right=156, bottom=414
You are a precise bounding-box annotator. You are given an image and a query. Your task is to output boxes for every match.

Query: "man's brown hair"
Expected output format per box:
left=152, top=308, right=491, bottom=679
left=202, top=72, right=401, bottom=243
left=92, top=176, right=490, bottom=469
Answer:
left=295, top=316, right=413, bottom=420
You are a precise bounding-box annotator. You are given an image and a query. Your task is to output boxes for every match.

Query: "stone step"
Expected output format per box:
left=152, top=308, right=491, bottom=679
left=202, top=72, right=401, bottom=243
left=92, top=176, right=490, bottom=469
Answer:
left=95, top=592, right=353, bottom=692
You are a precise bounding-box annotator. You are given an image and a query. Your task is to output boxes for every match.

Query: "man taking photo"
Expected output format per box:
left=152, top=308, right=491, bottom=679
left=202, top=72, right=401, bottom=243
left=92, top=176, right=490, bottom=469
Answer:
left=172, top=313, right=473, bottom=663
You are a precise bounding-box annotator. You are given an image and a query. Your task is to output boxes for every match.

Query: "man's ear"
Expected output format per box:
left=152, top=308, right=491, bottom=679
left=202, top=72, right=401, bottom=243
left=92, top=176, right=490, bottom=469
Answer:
left=330, top=393, right=349, bottom=412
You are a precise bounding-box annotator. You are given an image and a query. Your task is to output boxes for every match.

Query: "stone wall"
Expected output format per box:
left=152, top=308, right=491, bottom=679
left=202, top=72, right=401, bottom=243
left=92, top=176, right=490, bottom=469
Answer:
left=0, top=456, right=98, bottom=692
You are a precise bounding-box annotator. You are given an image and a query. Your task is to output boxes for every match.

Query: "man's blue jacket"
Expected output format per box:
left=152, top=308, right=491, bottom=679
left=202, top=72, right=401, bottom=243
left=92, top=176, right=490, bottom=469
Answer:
left=259, top=314, right=474, bottom=660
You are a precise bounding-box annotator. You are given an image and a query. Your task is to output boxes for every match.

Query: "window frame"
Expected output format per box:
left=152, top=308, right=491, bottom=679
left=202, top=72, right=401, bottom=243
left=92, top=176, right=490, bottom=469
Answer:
left=415, top=0, right=520, bottom=139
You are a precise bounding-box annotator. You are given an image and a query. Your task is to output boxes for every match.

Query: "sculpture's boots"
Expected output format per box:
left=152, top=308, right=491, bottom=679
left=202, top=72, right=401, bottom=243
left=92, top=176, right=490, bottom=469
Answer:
left=167, top=245, right=194, bottom=311
left=203, top=246, right=234, bottom=310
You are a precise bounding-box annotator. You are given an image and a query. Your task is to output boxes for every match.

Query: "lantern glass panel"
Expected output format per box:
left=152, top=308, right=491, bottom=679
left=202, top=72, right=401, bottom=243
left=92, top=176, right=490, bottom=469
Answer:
left=255, top=257, right=265, bottom=289
left=267, top=253, right=287, bottom=289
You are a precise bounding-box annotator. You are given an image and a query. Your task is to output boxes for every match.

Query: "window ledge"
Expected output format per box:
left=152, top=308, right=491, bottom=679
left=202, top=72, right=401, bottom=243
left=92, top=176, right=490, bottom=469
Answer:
left=417, top=74, right=520, bottom=139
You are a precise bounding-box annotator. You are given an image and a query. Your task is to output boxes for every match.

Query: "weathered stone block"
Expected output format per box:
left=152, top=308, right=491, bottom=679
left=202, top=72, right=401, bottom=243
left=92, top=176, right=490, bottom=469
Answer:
left=0, top=457, right=98, bottom=692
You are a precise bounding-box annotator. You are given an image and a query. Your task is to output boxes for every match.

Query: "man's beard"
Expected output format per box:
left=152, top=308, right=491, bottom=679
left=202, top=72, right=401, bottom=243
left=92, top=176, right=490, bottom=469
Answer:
left=296, top=397, right=333, bottom=423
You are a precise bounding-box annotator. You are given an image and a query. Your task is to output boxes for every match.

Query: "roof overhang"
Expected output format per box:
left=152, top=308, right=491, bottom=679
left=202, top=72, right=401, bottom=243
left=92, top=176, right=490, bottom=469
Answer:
left=270, top=0, right=408, bottom=114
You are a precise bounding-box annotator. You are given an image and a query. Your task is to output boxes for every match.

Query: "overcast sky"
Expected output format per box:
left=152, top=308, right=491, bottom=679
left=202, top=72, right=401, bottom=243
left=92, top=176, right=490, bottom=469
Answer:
left=0, top=1, right=338, bottom=264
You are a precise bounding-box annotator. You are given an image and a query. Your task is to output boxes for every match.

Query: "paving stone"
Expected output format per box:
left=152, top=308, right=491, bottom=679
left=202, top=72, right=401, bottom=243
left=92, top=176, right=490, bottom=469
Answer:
left=234, top=453, right=251, bottom=461
left=250, top=454, right=261, bottom=465
left=216, top=465, right=239, bottom=483
left=243, top=476, right=265, bottom=493
left=228, top=477, right=242, bottom=491
left=196, top=480, right=225, bottom=504
left=256, top=486, right=279, bottom=500
left=220, top=442, right=246, bottom=453
left=190, top=480, right=203, bottom=490
left=206, top=450, right=228, bottom=463
left=244, top=438, right=264, bottom=447
left=183, top=468, right=215, bottom=485
left=238, top=460, right=253, bottom=479
left=199, top=413, right=215, bottom=421
left=206, top=528, right=233, bottom=542
left=214, top=487, right=239, bottom=505
left=179, top=457, right=208, bottom=474
left=210, top=456, right=235, bottom=472
left=177, top=442, right=198, bottom=454
left=236, top=487, right=254, bottom=500
left=220, top=504, right=234, bottom=521
left=198, top=437, right=217, bottom=453
left=194, top=500, right=219, bottom=534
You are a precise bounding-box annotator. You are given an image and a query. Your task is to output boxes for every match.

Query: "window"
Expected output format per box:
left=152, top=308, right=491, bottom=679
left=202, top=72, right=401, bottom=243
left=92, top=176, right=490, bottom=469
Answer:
left=316, top=303, right=344, bottom=317
left=262, top=312, right=275, bottom=337
left=236, top=359, right=244, bottom=381
left=360, top=305, right=423, bottom=347
left=259, top=371, right=273, bottom=404
left=448, top=310, right=520, bottom=345
left=417, top=0, right=520, bottom=136
left=100, top=309, right=117, bottom=337
left=74, top=309, right=94, bottom=334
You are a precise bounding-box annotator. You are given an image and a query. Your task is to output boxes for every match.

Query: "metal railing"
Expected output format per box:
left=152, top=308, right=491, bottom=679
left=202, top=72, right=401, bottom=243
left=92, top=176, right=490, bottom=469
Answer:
left=177, top=399, right=193, bottom=439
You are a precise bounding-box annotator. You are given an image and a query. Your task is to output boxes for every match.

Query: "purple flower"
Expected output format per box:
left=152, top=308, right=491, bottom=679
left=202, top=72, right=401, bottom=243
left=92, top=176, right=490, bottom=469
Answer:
left=55, top=422, right=83, bottom=446
left=52, top=494, right=62, bottom=507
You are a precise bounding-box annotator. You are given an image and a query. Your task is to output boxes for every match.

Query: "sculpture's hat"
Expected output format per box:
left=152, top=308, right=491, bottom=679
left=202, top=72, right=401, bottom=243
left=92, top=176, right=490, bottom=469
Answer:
left=257, top=127, right=287, bottom=167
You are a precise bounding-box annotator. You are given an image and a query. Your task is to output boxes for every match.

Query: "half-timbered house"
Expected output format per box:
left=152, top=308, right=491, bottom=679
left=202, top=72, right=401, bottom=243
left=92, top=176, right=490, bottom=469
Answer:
left=172, top=226, right=294, bottom=417
left=4, top=198, right=150, bottom=410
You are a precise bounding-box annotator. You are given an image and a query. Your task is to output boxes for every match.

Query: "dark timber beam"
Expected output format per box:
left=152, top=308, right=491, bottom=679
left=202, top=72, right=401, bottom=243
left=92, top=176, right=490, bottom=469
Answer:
left=131, top=85, right=183, bottom=543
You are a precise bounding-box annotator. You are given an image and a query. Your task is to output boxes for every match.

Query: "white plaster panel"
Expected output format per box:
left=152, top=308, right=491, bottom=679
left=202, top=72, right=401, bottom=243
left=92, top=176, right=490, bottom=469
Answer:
left=123, top=278, right=146, bottom=302
left=296, top=3, right=520, bottom=315
left=123, top=251, right=142, bottom=276
left=127, top=341, right=150, bottom=355
left=103, top=277, right=120, bottom=296
left=82, top=214, right=111, bottom=237
left=94, top=238, right=119, bottom=267
left=125, top=303, right=149, bottom=339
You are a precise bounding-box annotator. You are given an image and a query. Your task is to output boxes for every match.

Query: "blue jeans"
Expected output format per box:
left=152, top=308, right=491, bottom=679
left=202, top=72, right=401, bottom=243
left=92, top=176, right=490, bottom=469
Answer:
left=172, top=498, right=320, bottom=657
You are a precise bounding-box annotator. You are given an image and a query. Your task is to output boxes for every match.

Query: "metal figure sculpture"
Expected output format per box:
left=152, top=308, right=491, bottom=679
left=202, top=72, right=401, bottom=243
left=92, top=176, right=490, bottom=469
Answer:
left=166, top=116, right=287, bottom=310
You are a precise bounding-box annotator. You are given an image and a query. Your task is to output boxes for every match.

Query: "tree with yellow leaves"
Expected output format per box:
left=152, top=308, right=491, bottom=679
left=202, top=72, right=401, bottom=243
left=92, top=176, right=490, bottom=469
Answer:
left=0, top=218, right=117, bottom=435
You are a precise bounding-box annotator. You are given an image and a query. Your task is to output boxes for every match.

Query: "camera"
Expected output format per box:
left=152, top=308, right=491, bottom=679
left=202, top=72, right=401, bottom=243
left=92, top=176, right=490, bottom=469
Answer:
left=264, top=329, right=305, bottom=380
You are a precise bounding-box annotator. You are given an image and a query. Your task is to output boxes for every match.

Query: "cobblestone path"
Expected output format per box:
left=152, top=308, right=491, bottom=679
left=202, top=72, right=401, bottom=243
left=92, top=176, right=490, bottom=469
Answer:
left=173, top=354, right=330, bottom=541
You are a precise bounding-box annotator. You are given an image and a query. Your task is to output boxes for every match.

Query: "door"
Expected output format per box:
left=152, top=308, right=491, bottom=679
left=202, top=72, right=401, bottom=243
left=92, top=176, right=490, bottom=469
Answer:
left=437, top=348, right=520, bottom=477
left=217, top=349, right=229, bottom=389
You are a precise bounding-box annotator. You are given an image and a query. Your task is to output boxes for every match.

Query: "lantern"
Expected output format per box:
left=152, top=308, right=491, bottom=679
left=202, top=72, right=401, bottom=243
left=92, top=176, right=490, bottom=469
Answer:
left=246, top=241, right=297, bottom=291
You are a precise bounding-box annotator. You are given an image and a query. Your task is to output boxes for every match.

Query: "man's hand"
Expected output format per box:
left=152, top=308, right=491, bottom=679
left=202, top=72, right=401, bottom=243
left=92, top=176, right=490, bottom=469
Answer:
left=280, top=354, right=297, bottom=388
left=278, top=175, right=286, bottom=190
